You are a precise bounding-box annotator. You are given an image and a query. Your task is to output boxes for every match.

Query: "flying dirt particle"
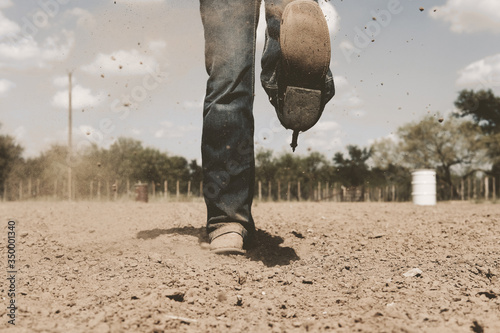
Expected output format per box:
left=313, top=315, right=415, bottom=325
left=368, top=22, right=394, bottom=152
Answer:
left=86, top=131, right=90, bottom=135
left=119, top=65, right=123, bottom=69
left=438, top=118, right=444, bottom=123
left=419, top=7, right=424, bottom=12
left=97, top=162, right=101, bottom=167
left=111, top=56, right=116, bottom=61
left=434, top=9, right=437, bottom=12
left=123, top=103, right=130, bottom=107
left=101, top=74, right=105, bottom=78
left=140, top=62, right=143, bottom=65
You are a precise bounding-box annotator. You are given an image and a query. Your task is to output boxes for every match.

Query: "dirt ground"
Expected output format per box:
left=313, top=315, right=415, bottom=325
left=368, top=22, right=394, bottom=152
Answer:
left=1, top=200, right=499, bottom=333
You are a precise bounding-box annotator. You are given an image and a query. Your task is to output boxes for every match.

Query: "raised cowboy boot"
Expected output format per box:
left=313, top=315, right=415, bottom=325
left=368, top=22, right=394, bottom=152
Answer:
left=278, top=0, right=331, bottom=151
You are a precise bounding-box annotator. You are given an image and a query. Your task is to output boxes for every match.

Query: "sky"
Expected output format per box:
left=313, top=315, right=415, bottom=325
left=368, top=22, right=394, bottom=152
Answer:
left=0, top=0, right=499, bottom=162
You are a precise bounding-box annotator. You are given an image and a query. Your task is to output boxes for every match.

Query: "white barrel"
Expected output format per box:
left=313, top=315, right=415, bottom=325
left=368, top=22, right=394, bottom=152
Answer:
left=411, top=169, right=436, bottom=205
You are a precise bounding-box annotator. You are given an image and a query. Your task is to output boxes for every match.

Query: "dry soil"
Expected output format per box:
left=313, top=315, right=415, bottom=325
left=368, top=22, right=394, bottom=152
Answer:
left=1, top=201, right=499, bottom=332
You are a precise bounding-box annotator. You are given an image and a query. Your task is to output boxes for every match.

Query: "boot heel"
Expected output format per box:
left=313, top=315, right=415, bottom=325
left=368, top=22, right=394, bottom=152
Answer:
left=281, top=86, right=322, bottom=131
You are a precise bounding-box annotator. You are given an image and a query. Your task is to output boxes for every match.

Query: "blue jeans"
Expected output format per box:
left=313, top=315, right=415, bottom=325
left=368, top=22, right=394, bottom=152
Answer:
left=200, top=0, right=334, bottom=242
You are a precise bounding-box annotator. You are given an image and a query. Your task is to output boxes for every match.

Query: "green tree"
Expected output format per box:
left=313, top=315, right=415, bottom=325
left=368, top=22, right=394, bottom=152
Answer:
left=455, top=89, right=500, bottom=188
left=0, top=129, right=23, bottom=196
left=333, top=145, right=371, bottom=187
left=454, top=89, right=500, bottom=135
left=397, top=115, right=486, bottom=189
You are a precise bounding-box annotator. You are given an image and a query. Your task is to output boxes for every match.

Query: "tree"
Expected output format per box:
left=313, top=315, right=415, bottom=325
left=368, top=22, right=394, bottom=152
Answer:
left=454, top=89, right=500, bottom=135
left=333, top=145, right=371, bottom=187
left=255, top=149, right=277, bottom=184
left=397, top=115, right=486, bottom=189
left=0, top=129, right=23, bottom=195
left=455, top=90, right=500, bottom=186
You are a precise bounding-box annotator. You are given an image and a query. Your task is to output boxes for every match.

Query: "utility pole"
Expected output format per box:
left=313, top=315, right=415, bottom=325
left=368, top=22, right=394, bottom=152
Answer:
left=68, top=71, right=72, bottom=201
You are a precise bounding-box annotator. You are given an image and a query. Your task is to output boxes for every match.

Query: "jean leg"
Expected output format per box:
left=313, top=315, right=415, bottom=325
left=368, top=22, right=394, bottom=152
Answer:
left=261, top=0, right=335, bottom=111
left=200, top=0, right=261, bottom=241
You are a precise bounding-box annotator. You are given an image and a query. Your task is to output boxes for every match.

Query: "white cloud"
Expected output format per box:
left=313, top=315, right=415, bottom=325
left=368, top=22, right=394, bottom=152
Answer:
left=431, top=0, right=500, bottom=34
left=333, top=76, right=364, bottom=109
left=183, top=99, right=203, bottom=109
left=0, top=78, right=15, bottom=95
left=53, top=75, right=76, bottom=88
left=0, top=0, right=13, bottom=9
left=14, top=125, right=26, bottom=141
left=148, top=40, right=166, bottom=53
left=456, top=53, right=500, bottom=88
left=68, top=8, right=96, bottom=28
left=52, top=84, right=104, bottom=109
left=333, top=75, right=349, bottom=89
left=154, top=121, right=198, bottom=139
left=131, top=128, right=142, bottom=136
left=257, top=0, right=340, bottom=45
left=300, top=120, right=343, bottom=152
left=319, top=0, right=340, bottom=35
left=81, top=49, right=159, bottom=76
left=0, top=31, right=74, bottom=69
left=0, top=11, right=19, bottom=37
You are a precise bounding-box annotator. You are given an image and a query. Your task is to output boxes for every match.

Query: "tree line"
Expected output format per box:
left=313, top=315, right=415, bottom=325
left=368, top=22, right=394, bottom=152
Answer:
left=1, top=89, right=499, bottom=201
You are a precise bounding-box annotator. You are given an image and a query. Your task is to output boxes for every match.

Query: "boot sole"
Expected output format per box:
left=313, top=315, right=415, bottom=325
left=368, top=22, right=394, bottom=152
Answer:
left=280, top=0, right=331, bottom=89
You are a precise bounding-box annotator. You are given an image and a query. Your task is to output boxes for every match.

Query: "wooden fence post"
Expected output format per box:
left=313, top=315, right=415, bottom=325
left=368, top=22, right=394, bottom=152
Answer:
left=114, top=180, right=118, bottom=201
left=473, top=176, right=477, bottom=200
left=188, top=181, right=191, bottom=197
left=467, top=177, right=471, bottom=200
left=485, top=177, right=489, bottom=200
left=287, top=182, right=291, bottom=202
left=318, top=182, right=321, bottom=201
left=152, top=181, right=156, bottom=198
left=258, top=181, right=262, bottom=201
left=90, top=181, right=93, bottom=200
left=127, top=179, right=130, bottom=198
left=176, top=180, right=180, bottom=199
left=277, top=181, right=281, bottom=202
left=164, top=180, right=168, bottom=199
left=19, top=181, right=22, bottom=200
left=268, top=181, right=272, bottom=201
left=298, top=181, right=301, bottom=202
left=200, top=181, right=203, bottom=198
left=493, top=177, right=497, bottom=201
left=461, top=179, right=464, bottom=200
left=97, top=180, right=101, bottom=201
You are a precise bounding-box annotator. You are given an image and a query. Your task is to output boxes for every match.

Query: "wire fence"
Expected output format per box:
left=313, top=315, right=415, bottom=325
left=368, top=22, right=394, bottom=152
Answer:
left=1, top=174, right=497, bottom=203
